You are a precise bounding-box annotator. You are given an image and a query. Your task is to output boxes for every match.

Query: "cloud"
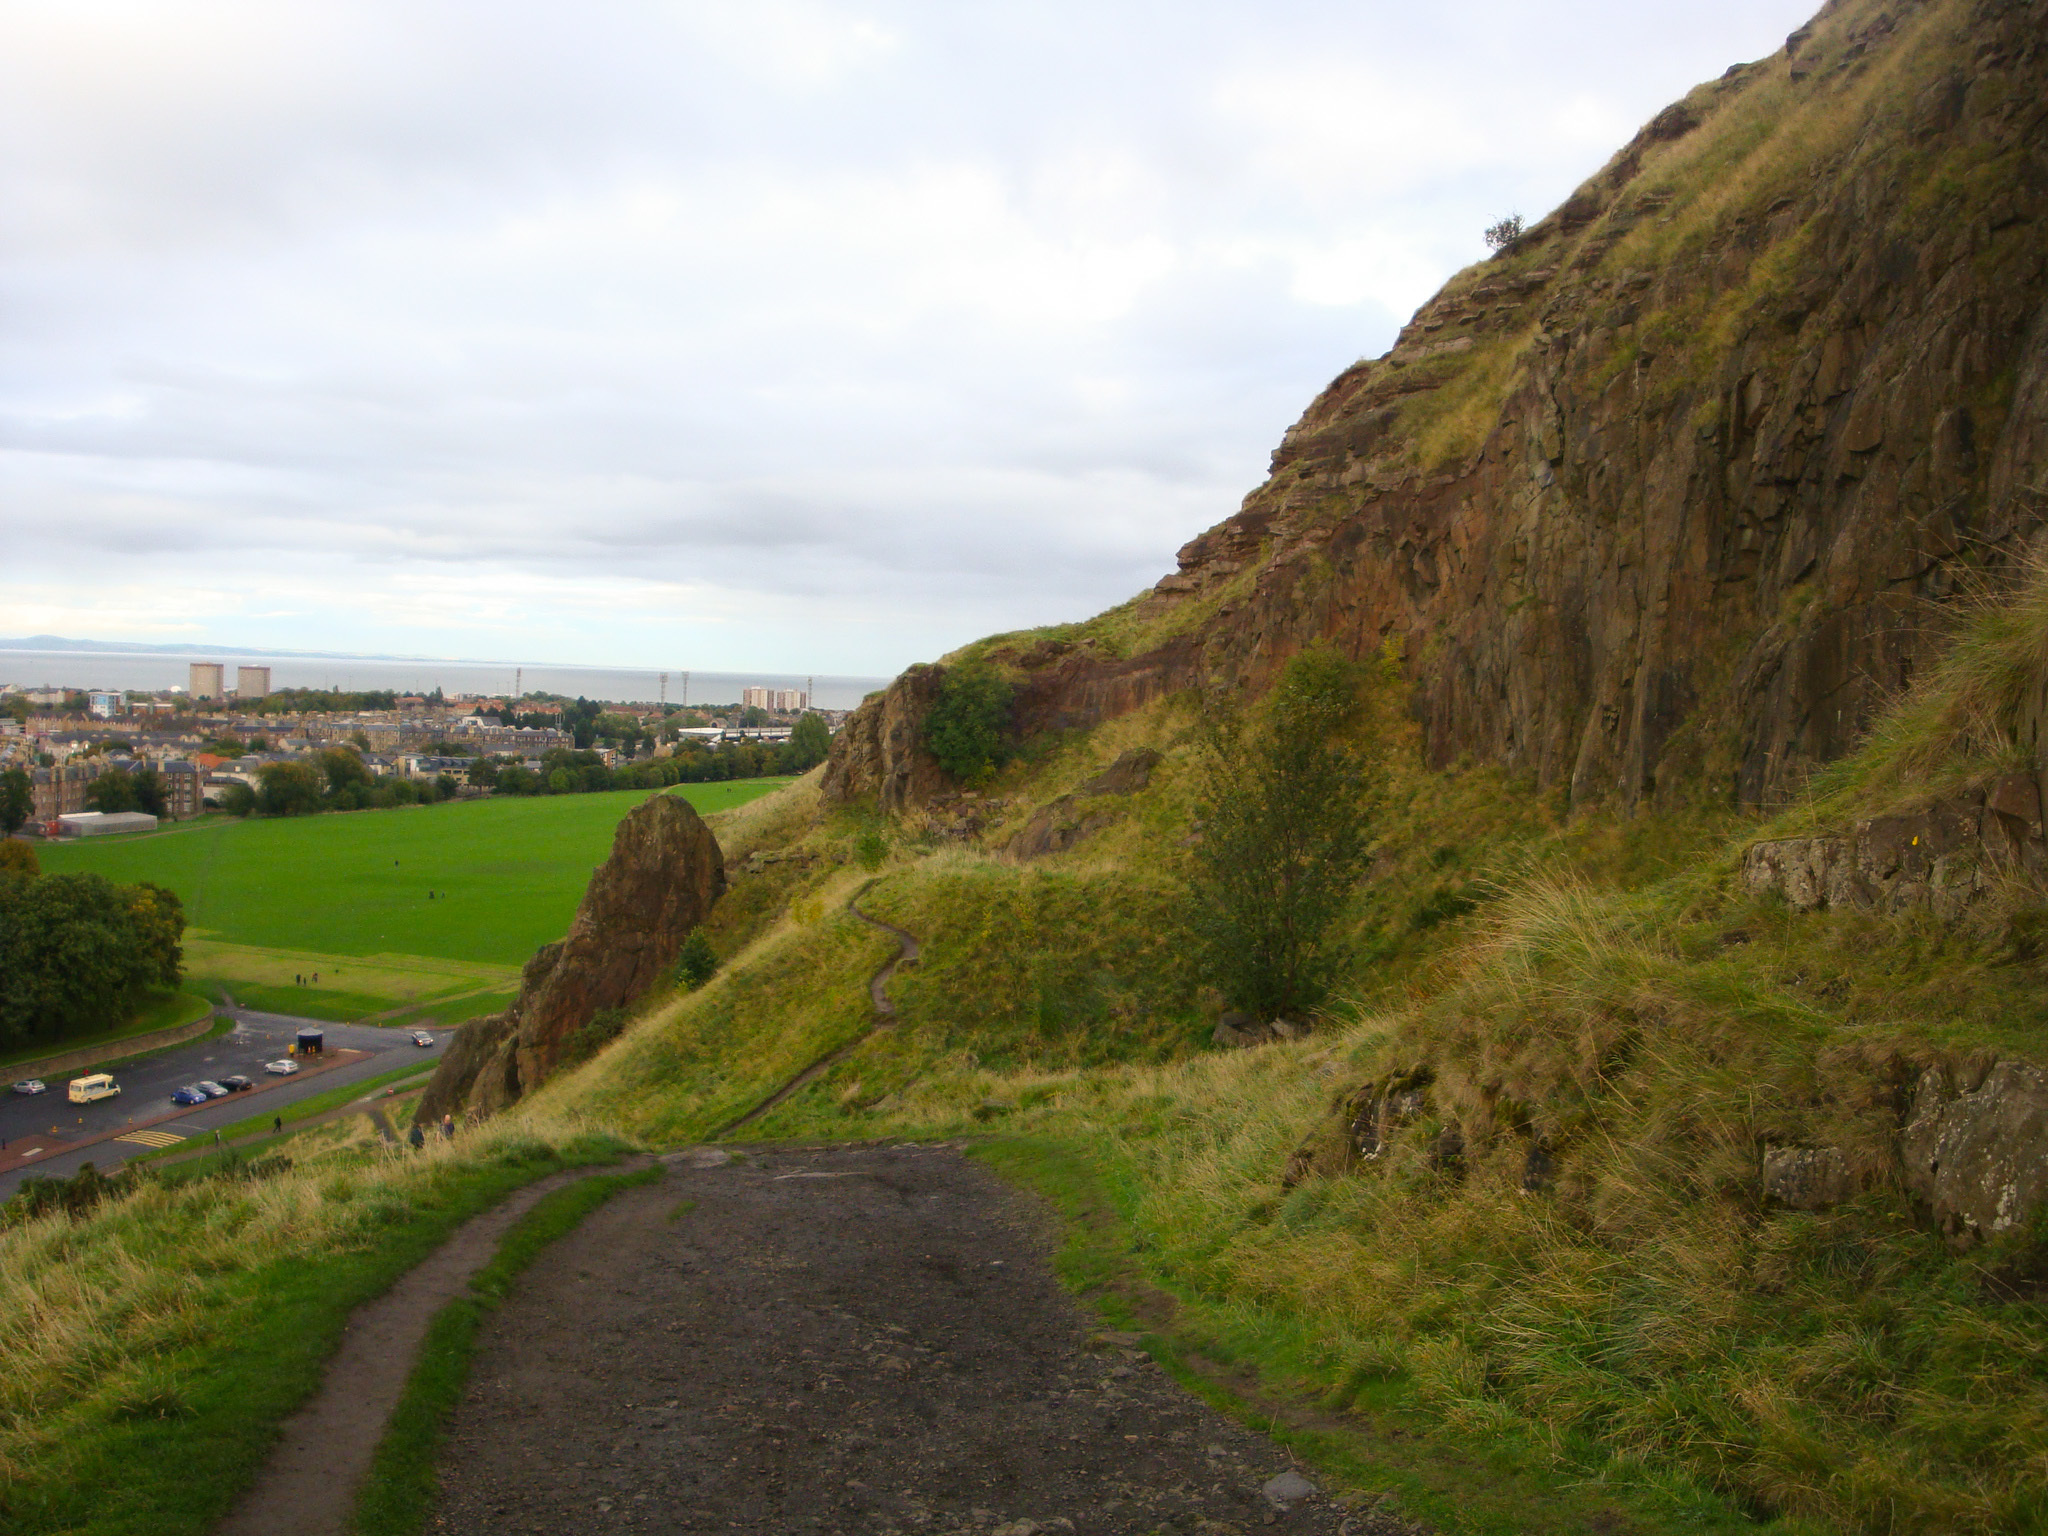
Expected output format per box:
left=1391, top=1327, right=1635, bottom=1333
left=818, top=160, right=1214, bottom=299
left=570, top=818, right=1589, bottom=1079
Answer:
left=0, top=0, right=1822, bottom=675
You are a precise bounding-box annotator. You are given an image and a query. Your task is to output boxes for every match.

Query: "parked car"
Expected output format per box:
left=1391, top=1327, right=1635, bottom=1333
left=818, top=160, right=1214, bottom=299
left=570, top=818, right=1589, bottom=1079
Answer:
left=264, top=1059, right=299, bottom=1075
left=196, top=1081, right=229, bottom=1098
left=11, top=1080, right=46, bottom=1096
left=171, top=1085, right=208, bottom=1106
left=411, top=1032, right=435, bottom=1047
left=220, top=1075, right=253, bottom=1092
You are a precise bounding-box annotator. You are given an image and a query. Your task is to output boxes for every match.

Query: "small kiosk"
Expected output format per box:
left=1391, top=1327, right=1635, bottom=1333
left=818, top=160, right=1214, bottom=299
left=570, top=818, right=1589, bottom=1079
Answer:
left=295, top=1027, right=325, bottom=1057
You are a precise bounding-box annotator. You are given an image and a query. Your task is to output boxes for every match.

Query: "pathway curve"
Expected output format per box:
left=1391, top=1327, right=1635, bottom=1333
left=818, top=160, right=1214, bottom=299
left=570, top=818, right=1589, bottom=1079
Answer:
left=713, top=879, right=919, bottom=1137
left=212, top=1157, right=654, bottom=1536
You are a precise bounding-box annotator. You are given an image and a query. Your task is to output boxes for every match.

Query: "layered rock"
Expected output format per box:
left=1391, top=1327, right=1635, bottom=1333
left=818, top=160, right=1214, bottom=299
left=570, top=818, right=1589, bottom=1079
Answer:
left=416, top=794, right=725, bottom=1123
left=819, top=665, right=949, bottom=814
left=826, top=0, right=2048, bottom=814
left=1742, top=774, right=2048, bottom=915
left=1007, top=749, right=1162, bottom=859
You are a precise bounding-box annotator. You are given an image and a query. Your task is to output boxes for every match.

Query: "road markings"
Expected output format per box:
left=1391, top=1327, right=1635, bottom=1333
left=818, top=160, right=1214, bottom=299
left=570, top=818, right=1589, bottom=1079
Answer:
left=115, top=1129, right=187, bottom=1148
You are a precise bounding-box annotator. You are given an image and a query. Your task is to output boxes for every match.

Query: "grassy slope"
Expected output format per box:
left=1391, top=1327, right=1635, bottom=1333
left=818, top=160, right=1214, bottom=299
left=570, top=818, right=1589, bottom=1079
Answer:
left=35, top=781, right=791, bottom=1020
left=535, top=562, right=2048, bottom=1533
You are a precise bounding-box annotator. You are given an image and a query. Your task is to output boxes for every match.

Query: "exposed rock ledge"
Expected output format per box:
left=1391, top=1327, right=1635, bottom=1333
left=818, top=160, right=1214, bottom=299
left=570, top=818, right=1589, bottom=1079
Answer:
left=417, top=794, right=725, bottom=1124
left=1741, top=775, right=2047, bottom=917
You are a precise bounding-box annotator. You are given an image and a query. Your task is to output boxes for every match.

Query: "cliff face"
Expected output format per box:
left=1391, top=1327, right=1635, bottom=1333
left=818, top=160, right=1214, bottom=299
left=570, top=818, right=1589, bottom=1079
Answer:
left=417, top=793, right=725, bottom=1122
left=827, top=0, right=2048, bottom=812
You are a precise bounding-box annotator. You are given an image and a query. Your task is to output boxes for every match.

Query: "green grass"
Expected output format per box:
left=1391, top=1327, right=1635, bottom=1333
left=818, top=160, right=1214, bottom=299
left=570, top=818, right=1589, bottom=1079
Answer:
left=0, top=1132, right=637, bottom=1536
left=351, top=1164, right=663, bottom=1536
left=0, top=991, right=214, bottom=1073
left=36, top=781, right=794, bottom=1020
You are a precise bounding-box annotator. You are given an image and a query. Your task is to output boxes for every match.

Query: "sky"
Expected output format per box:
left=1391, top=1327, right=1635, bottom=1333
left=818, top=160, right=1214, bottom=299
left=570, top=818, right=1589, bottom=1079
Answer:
left=1, top=0, right=1820, bottom=676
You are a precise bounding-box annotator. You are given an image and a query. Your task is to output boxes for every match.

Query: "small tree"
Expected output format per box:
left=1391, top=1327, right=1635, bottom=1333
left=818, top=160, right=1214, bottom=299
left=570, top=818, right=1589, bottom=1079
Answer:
left=924, top=659, right=1014, bottom=782
left=790, top=712, right=832, bottom=771
left=84, top=770, right=140, bottom=814
left=675, top=929, right=718, bottom=989
left=0, top=768, right=32, bottom=833
left=256, top=760, right=324, bottom=816
left=218, top=782, right=257, bottom=817
left=1185, top=649, right=1382, bottom=1020
left=1484, top=213, right=1525, bottom=252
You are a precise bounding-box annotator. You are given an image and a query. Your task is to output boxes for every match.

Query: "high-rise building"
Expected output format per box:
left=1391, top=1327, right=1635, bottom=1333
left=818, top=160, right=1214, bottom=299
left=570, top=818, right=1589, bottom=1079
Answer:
left=236, top=665, right=271, bottom=698
left=741, top=685, right=769, bottom=710
left=189, top=663, right=224, bottom=700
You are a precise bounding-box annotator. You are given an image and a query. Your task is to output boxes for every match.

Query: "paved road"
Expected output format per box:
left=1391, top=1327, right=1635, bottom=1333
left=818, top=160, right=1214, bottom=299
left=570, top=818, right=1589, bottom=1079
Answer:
left=0, top=1008, right=449, bottom=1197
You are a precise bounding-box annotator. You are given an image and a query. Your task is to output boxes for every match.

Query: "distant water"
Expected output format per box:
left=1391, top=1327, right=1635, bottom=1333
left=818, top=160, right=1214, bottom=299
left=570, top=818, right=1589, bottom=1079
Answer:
left=0, top=649, right=892, bottom=710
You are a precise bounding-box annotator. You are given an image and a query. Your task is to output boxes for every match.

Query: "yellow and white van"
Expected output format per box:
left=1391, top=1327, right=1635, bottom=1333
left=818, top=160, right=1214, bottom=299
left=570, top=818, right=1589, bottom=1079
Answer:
left=67, top=1074, right=120, bottom=1104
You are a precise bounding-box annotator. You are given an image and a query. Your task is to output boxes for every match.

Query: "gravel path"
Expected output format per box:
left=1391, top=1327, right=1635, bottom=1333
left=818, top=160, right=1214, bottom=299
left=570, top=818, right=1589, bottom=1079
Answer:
left=429, top=1142, right=1414, bottom=1536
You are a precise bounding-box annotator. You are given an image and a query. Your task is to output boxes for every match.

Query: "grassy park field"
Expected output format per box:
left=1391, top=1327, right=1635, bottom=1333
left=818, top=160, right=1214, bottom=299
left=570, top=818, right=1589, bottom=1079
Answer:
left=36, top=780, right=794, bottom=1027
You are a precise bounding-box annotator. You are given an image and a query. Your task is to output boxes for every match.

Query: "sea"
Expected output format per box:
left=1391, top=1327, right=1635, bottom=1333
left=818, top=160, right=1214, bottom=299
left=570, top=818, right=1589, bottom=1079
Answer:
left=0, top=648, right=892, bottom=711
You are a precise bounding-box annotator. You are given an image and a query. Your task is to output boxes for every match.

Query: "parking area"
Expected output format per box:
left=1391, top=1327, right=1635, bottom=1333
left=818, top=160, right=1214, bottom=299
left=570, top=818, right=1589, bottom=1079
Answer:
left=0, top=1009, right=451, bottom=1197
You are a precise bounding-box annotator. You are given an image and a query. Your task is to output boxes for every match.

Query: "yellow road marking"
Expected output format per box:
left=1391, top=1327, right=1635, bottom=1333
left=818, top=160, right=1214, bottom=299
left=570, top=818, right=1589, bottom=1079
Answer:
left=115, top=1129, right=187, bottom=1148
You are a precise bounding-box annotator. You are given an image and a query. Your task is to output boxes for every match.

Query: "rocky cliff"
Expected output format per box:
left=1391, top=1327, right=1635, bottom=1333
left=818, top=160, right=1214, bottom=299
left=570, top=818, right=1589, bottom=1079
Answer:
left=827, top=0, right=2048, bottom=813
left=417, top=794, right=725, bottom=1122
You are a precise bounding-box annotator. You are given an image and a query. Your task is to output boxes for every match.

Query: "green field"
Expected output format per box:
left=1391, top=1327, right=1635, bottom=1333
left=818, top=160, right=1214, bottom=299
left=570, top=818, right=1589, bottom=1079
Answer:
left=37, top=782, right=793, bottom=1025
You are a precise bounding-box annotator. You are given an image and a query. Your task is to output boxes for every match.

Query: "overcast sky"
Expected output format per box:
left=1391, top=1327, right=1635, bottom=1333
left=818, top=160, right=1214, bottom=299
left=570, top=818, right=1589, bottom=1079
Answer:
left=2, top=0, right=1817, bottom=675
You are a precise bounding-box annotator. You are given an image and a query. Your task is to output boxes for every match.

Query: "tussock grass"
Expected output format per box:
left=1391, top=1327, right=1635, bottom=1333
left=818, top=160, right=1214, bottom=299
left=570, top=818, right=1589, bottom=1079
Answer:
left=0, top=1101, right=632, bottom=1536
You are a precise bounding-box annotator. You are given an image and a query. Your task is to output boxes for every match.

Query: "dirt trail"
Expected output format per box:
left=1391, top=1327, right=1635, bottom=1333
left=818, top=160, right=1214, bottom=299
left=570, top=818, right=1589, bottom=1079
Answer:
left=428, top=1142, right=1413, bottom=1536
left=212, top=1159, right=649, bottom=1536
left=714, top=881, right=919, bottom=1137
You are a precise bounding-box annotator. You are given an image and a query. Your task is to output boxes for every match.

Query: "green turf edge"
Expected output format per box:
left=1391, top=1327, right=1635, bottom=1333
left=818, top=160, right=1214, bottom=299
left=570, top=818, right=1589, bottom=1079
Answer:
left=1, top=1138, right=639, bottom=1536
left=350, top=1163, right=665, bottom=1536
left=970, top=1135, right=1787, bottom=1536
left=0, top=990, right=216, bottom=1074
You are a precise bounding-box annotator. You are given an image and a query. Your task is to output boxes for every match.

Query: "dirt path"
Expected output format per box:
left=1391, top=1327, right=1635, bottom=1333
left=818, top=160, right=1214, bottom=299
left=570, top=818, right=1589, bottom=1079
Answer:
left=428, top=1142, right=1413, bottom=1536
left=213, top=1159, right=649, bottom=1536
left=715, top=881, right=919, bottom=1137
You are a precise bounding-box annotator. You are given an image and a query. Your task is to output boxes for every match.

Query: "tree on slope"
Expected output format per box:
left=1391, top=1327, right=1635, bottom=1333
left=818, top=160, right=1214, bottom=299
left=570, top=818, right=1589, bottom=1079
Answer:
left=790, top=712, right=832, bottom=771
left=0, top=768, right=31, bottom=833
left=1185, top=649, right=1382, bottom=1021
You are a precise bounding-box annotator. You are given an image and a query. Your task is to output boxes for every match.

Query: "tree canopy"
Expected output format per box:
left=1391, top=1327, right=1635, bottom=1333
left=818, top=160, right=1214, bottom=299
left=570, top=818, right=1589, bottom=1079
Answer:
left=0, top=871, right=185, bottom=1048
left=1185, top=649, right=1383, bottom=1020
left=924, top=660, right=1015, bottom=783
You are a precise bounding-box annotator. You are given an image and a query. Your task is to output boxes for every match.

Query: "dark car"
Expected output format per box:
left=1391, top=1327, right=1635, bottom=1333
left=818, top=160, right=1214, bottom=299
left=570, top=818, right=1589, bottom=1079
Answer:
left=219, top=1074, right=254, bottom=1092
left=170, top=1085, right=208, bottom=1106
left=411, top=1032, right=435, bottom=1047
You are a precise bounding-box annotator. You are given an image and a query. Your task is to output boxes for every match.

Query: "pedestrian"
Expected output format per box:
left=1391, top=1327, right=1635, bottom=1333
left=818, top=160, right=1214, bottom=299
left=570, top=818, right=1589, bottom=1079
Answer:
left=440, top=1113, right=454, bottom=1140
left=273, top=1115, right=282, bottom=1134
left=409, top=1122, right=425, bottom=1150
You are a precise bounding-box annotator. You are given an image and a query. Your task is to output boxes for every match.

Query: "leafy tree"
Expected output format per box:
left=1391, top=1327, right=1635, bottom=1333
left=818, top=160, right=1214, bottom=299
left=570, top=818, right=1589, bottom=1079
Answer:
left=1185, top=649, right=1382, bottom=1020
left=466, top=757, right=500, bottom=790
left=1484, top=213, right=1525, bottom=251
left=434, top=773, right=461, bottom=801
left=218, top=781, right=257, bottom=817
left=924, top=660, right=1014, bottom=782
left=257, top=761, right=324, bottom=816
left=349, top=730, right=371, bottom=751
left=319, top=747, right=372, bottom=794
left=0, top=840, right=38, bottom=878
left=129, top=766, right=167, bottom=818
left=0, top=872, right=179, bottom=1047
left=0, top=768, right=31, bottom=833
left=122, top=882, right=185, bottom=990
left=84, top=770, right=140, bottom=814
left=790, top=712, right=832, bottom=770
left=674, top=929, right=718, bottom=990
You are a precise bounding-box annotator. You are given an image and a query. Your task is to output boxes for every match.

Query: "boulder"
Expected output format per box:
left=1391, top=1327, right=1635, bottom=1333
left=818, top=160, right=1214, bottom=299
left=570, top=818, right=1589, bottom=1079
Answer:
left=416, top=794, right=726, bottom=1123
left=1762, top=1145, right=1859, bottom=1209
left=1902, top=1058, right=2048, bottom=1245
left=819, top=664, right=952, bottom=814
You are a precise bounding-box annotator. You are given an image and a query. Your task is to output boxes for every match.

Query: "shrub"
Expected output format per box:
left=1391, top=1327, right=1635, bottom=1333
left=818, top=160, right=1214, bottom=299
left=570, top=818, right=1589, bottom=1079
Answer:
left=674, top=929, right=718, bottom=990
left=1483, top=213, right=1524, bottom=251
left=924, top=660, right=1014, bottom=782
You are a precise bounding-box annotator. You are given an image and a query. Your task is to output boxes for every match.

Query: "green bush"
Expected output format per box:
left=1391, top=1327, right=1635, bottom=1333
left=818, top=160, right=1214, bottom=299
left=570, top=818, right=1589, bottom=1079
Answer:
left=674, top=929, right=718, bottom=990
left=924, top=660, right=1014, bottom=782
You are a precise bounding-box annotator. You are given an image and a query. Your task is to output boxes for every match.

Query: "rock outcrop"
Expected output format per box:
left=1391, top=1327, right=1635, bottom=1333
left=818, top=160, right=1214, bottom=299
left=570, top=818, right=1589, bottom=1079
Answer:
left=416, top=794, right=725, bottom=1123
left=825, top=0, right=2048, bottom=816
left=1903, top=1056, right=2048, bottom=1243
left=1742, top=774, right=2048, bottom=915
left=820, top=665, right=950, bottom=814
left=1007, top=749, right=1162, bottom=859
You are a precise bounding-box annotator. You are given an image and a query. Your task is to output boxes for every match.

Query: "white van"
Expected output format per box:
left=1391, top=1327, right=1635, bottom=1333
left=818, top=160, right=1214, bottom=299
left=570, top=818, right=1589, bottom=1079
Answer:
left=67, top=1074, right=121, bottom=1104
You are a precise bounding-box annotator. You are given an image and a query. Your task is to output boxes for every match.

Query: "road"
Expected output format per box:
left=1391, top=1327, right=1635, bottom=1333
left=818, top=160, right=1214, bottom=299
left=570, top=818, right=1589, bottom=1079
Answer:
left=0, top=1008, right=450, bottom=1198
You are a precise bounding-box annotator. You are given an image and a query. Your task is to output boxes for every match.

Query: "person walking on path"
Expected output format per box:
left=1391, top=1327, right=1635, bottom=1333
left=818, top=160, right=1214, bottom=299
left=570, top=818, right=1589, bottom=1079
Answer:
left=273, top=1116, right=282, bottom=1134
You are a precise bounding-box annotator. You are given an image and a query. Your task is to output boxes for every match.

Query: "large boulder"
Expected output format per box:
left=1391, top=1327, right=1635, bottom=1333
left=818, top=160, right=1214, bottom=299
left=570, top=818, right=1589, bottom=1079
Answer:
left=416, top=793, right=725, bottom=1123
left=820, top=664, right=949, bottom=814
left=1903, top=1057, right=2048, bottom=1245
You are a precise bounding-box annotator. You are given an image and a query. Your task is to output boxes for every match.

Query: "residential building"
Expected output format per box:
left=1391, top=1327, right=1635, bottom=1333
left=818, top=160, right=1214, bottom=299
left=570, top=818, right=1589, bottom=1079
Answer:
left=236, top=665, right=271, bottom=698
left=88, top=691, right=120, bottom=719
left=189, top=663, right=224, bottom=700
